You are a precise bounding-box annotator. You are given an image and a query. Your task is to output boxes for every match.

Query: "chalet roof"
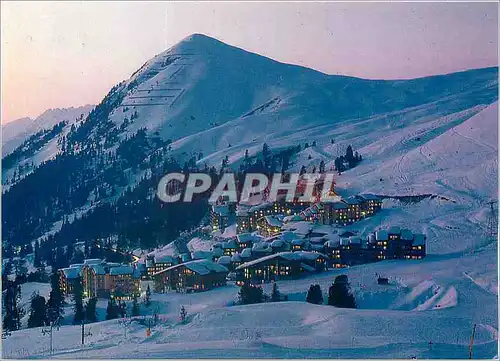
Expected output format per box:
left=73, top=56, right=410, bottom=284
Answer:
left=280, top=231, right=298, bottom=242
left=339, top=231, right=356, bottom=238
left=349, top=236, right=362, bottom=244
left=240, top=248, right=252, bottom=258
left=264, top=216, right=282, bottom=227
left=413, top=233, right=426, bottom=246
left=155, top=255, right=177, bottom=264
left=69, top=263, right=84, bottom=269
left=153, top=259, right=228, bottom=277
left=235, top=252, right=301, bottom=270
left=191, top=250, right=213, bottom=260
left=222, top=240, right=237, bottom=249
left=300, top=263, right=316, bottom=273
left=212, top=205, right=230, bottom=217
left=270, top=239, right=284, bottom=248
left=376, top=230, right=389, bottom=241
left=90, top=264, right=106, bottom=275
left=231, top=253, right=242, bottom=262
left=60, top=267, right=81, bottom=279
left=212, top=248, right=224, bottom=257
left=236, top=233, right=262, bottom=244
left=109, top=266, right=134, bottom=276
left=400, top=229, right=414, bottom=241
left=294, top=251, right=327, bottom=260
left=343, top=197, right=361, bottom=205
left=83, top=259, right=103, bottom=265
left=292, top=239, right=305, bottom=246
left=358, top=194, right=381, bottom=201
left=283, top=214, right=304, bottom=223
left=217, top=256, right=232, bottom=265
left=252, top=242, right=271, bottom=251
left=388, top=226, right=401, bottom=235
left=324, top=239, right=340, bottom=248
left=333, top=202, right=348, bottom=209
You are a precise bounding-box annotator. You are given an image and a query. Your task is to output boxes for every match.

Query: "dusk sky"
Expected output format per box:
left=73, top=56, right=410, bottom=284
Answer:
left=1, top=1, right=498, bottom=123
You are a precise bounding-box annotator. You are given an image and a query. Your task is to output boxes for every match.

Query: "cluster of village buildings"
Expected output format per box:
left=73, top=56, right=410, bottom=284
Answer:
left=211, top=193, right=383, bottom=235
left=59, top=194, right=427, bottom=299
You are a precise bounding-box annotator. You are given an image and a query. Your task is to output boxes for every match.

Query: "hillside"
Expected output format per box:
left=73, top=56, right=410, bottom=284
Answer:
left=1, top=33, right=497, bottom=254
left=1, top=33, right=498, bottom=360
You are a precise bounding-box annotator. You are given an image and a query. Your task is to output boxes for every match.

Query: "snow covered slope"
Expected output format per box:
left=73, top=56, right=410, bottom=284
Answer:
left=2, top=105, right=94, bottom=156
left=1, top=34, right=498, bottom=359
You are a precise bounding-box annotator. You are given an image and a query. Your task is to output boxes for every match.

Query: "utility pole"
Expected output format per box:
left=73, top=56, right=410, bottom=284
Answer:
left=41, top=317, right=60, bottom=356
left=81, top=320, right=92, bottom=345
left=468, top=324, right=476, bottom=359
left=486, top=201, right=497, bottom=240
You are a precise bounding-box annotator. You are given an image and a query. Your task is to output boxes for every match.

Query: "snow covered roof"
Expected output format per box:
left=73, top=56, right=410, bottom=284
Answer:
left=271, top=239, right=284, bottom=248
left=90, top=264, right=106, bottom=275
left=212, top=248, right=223, bottom=257
left=294, top=251, right=327, bottom=261
left=70, top=263, right=84, bottom=269
left=191, top=250, right=213, bottom=260
left=358, top=194, right=381, bottom=201
left=283, top=214, right=304, bottom=223
left=235, top=252, right=301, bottom=270
left=184, top=259, right=228, bottom=275
left=109, top=266, right=134, bottom=276
left=325, top=239, right=340, bottom=248
left=300, top=263, right=316, bottom=273
left=222, top=240, right=237, bottom=249
left=236, top=233, right=261, bottom=244
left=292, top=239, right=305, bottom=246
left=264, top=215, right=282, bottom=227
left=154, top=259, right=228, bottom=277
left=217, top=256, right=232, bottom=265
left=376, top=230, right=389, bottom=241
left=60, top=267, right=81, bottom=279
left=280, top=231, right=298, bottom=242
left=339, top=231, right=356, bottom=238
left=240, top=248, right=252, bottom=258
left=349, top=236, right=362, bottom=244
left=332, top=202, right=348, bottom=209
left=388, top=226, right=401, bottom=235
left=343, top=197, right=361, bottom=205
left=83, top=258, right=103, bottom=265
left=155, top=255, right=177, bottom=264
left=401, top=229, right=414, bottom=241
left=212, top=205, right=230, bottom=217
left=413, top=233, right=426, bottom=246
left=231, top=253, right=242, bottom=262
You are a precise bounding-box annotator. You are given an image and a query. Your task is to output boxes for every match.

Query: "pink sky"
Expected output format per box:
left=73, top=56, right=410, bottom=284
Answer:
left=1, top=1, right=498, bottom=123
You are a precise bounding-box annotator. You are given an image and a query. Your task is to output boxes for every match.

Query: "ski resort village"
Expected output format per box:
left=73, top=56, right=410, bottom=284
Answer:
left=1, top=14, right=498, bottom=361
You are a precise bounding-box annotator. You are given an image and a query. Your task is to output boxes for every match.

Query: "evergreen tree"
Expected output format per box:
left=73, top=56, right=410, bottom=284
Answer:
left=72, top=276, right=85, bottom=324
left=238, top=283, right=264, bottom=305
left=306, top=284, right=323, bottom=305
left=271, top=283, right=281, bottom=302
left=2, top=282, right=23, bottom=331
left=180, top=305, right=187, bottom=323
left=28, top=292, right=47, bottom=328
left=85, top=297, right=98, bottom=322
left=319, top=161, right=326, bottom=174
left=262, top=143, right=271, bottom=169
left=327, top=275, right=357, bottom=308
left=33, top=241, right=41, bottom=268
left=312, top=140, right=317, bottom=147
left=145, top=285, right=151, bottom=307
left=120, top=301, right=127, bottom=318
left=299, top=165, right=307, bottom=176
left=346, top=145, right=354, bottom=163
left=46, top=272, right=65, bottom=323
left=106, top=298, right=119, bottom=320
left=132, top=294, right=140, bottom=317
